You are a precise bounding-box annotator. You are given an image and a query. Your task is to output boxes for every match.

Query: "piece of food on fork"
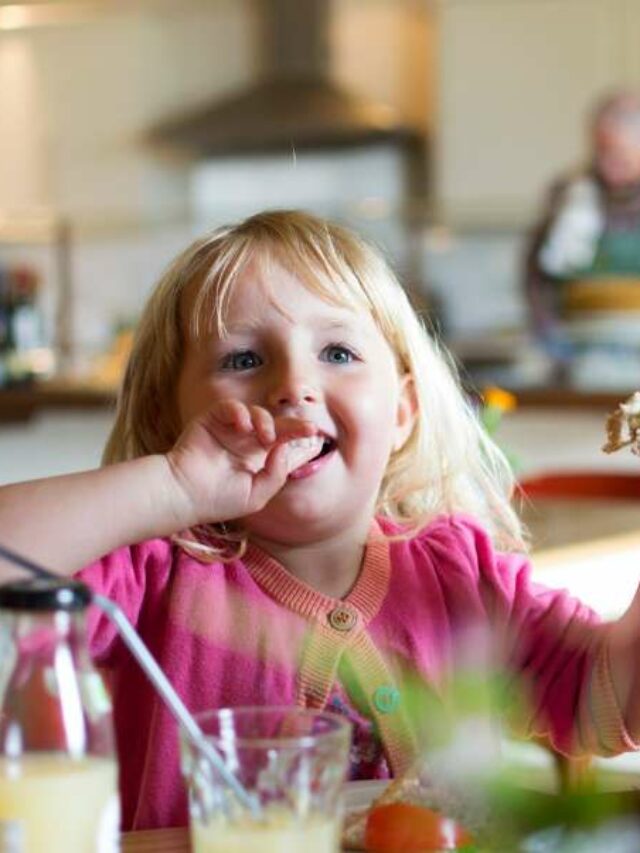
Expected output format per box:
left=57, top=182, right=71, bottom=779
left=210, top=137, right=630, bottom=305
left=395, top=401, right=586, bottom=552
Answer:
left=602, top=391, right=640, bottom=455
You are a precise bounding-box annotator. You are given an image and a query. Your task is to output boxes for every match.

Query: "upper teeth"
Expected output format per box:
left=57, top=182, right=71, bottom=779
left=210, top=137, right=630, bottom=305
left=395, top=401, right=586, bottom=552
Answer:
left=287, top=436, right=324, bottom=451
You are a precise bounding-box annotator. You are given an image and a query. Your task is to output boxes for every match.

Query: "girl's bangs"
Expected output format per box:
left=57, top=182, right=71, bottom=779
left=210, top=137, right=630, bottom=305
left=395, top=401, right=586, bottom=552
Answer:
left=271, top=242, right=370, bottom=313
left=188, top=239, right=255, bottom=340
left=187, top=231, right=375, bottom=340
left=181, top=218, right=407, bottom=372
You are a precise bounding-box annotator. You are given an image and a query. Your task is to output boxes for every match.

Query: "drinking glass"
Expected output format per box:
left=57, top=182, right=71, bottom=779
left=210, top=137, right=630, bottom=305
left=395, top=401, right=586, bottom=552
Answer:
left=180, top=706, right=351, bottom=853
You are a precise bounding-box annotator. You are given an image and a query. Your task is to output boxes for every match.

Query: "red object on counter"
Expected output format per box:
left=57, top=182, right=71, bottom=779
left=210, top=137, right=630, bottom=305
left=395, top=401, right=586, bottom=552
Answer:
left=519, top=471, right=640, bottom=500
left=364, top=802, right=475, bottom=851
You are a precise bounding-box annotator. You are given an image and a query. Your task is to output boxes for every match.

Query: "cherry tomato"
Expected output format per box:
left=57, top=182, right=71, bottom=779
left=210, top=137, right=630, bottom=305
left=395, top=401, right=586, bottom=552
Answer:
left=365, top=802, right=475, bottom=851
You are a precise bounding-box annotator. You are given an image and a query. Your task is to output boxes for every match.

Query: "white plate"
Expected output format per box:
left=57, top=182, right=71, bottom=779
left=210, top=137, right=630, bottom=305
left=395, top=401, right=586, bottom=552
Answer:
left=344, top=779, right=387, bottom=813
left=342, top=780, right=388, bottom=852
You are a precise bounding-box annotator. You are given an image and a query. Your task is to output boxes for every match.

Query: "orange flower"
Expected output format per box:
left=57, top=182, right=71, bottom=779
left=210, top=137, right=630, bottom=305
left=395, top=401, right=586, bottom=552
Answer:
left=482, top=386, right=517, bottom=413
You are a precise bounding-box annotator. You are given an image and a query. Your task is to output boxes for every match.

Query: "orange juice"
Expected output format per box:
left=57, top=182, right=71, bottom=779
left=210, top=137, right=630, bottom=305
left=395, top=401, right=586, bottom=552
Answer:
left=191, top=810, right=340, bottom=853
left=0, top=753, right=119, bottom=852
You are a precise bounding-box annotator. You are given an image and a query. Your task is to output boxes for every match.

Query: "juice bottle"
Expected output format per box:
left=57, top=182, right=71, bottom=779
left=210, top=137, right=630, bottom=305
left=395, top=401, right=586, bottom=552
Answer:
left=0, top=578, right=119, bottom=852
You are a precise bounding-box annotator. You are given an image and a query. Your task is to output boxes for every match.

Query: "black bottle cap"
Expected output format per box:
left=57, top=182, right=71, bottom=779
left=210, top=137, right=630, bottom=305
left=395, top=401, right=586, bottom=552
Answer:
left=0, top=578, right=92, bottom=612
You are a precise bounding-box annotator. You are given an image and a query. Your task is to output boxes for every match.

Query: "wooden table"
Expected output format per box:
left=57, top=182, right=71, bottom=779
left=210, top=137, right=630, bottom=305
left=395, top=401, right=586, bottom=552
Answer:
left=121, top=826, right=359, bottom=852
left=122, top=827, right=189, bottom=852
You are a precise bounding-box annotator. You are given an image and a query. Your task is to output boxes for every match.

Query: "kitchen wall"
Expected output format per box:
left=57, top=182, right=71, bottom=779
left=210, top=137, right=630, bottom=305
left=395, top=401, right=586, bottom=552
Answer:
left=0, top=0, right=637, bottom=366
left=0, top=0, right=432, bottom=224
left=0, top=1, right=250, bottom=220
left=0, top=0, right=435, bottom=359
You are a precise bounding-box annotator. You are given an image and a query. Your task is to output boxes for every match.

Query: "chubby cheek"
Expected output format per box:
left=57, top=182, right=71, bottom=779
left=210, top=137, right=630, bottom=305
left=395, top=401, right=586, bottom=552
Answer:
left=176, top=377, right=215, bottom=426
left=337, top=382, right=400, bottom=465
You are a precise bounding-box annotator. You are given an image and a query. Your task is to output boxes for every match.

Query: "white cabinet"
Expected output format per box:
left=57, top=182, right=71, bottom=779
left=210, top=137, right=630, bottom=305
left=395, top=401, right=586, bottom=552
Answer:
left=435, top=0, right=637, bottom=226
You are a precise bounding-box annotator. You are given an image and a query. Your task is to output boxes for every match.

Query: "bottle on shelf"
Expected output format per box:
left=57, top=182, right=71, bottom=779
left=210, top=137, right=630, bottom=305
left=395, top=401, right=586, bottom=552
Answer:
left=0, top=264, right=45, bottom=388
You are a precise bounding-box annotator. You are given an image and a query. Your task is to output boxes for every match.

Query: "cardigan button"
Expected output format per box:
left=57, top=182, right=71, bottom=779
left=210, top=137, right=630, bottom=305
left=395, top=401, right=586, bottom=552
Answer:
left=373, top=685, right=400, bottom=714
left=327, top=605, right=357, bottom=632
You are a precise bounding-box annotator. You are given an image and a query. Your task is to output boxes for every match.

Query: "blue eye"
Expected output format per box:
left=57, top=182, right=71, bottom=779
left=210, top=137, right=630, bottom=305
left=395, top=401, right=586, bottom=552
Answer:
left=321, top=344, right=356, bottom=364
left=220, top=350, right=262, bottom=371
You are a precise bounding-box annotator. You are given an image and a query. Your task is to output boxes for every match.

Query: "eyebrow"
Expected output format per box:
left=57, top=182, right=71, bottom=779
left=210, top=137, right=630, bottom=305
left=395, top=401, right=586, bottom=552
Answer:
left=222, top=317, right=359, bottom=337
left=220, top=319, right=262, bottom=336
left=314, top=319, right=358, bottom=333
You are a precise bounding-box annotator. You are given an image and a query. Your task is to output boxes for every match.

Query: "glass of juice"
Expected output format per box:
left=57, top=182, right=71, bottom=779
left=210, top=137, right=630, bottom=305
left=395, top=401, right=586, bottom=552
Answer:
left=181, top=706, right=351, bottom=853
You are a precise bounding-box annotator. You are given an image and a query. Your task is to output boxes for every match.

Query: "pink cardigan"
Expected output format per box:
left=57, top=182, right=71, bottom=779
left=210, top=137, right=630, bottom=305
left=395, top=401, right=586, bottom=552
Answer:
left=77, top=514, right=636, bottom=830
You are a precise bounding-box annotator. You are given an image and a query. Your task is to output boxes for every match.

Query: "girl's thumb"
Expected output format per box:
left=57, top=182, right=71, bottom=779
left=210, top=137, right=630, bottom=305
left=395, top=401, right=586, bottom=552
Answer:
left=283, top=435, right=324, bottom=476
left=248, top=436, right=323, bottom=510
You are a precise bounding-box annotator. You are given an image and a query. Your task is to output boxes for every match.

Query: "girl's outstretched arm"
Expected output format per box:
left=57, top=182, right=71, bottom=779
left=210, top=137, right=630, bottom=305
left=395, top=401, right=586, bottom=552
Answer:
left=0, top=455, right=187, bottom=577
left=0, top=400, right=319, bottom=579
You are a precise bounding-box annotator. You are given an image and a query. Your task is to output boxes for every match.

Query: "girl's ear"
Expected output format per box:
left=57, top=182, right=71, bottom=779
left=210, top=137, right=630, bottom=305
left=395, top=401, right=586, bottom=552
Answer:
left=393, top=373, right=418, bottom=452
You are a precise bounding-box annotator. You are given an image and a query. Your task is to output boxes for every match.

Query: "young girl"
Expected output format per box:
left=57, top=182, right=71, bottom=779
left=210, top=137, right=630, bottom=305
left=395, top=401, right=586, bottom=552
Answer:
left=0, top=209, right=639, bottom=832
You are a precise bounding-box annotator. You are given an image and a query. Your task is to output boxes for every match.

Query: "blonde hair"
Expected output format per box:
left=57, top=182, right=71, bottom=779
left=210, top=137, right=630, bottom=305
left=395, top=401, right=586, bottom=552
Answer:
left=103, top=209, right=525, bottom=553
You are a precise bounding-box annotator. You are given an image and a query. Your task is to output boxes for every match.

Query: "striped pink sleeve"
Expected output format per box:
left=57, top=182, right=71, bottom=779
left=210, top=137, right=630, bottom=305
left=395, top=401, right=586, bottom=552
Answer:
left=579, top=640, right=640, bottom=755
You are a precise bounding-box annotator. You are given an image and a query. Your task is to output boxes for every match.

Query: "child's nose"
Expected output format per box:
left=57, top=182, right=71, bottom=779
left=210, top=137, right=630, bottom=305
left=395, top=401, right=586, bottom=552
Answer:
left=267, top=368, right=319, bottom=409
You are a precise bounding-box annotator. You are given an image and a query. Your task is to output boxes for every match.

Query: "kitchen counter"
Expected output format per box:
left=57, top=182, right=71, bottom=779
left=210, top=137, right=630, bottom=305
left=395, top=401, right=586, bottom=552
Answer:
left=500, top=386, right=635, bottom=409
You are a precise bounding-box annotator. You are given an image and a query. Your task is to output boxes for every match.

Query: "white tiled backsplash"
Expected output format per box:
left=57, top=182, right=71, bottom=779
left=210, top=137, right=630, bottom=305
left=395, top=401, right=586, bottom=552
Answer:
left=0, top=223, right=198, bottom=364
left=423, top=228, right=528, bottom=337
left=0, top=141, right=531, bottom=362
left=1, top=141, right=532, bottom=361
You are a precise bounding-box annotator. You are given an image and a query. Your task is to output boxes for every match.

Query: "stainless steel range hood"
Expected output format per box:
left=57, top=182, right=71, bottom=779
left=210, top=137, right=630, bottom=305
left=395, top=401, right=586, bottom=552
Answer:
left=151, top=0, right=422, bottom=156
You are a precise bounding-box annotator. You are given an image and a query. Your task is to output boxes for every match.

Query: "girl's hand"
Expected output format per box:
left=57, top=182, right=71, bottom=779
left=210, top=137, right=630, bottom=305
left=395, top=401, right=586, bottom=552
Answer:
left=165, top=399, right=321, bottom=526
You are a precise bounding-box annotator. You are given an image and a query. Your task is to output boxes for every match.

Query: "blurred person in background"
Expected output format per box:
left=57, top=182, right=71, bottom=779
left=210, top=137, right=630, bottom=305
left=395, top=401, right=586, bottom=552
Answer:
left=524, top=91, right=640, bottom=385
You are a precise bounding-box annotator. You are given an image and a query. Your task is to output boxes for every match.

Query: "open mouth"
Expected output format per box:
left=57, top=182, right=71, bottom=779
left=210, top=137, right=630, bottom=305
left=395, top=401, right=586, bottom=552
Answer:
left=286, top=433, right=338, bottom=480
left=311, top=436, right=337, bottom=461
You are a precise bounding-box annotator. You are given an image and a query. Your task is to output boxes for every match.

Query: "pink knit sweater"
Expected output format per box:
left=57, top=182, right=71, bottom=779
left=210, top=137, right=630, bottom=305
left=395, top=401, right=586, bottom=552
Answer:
left=77, top=514, right=636, bottom=830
